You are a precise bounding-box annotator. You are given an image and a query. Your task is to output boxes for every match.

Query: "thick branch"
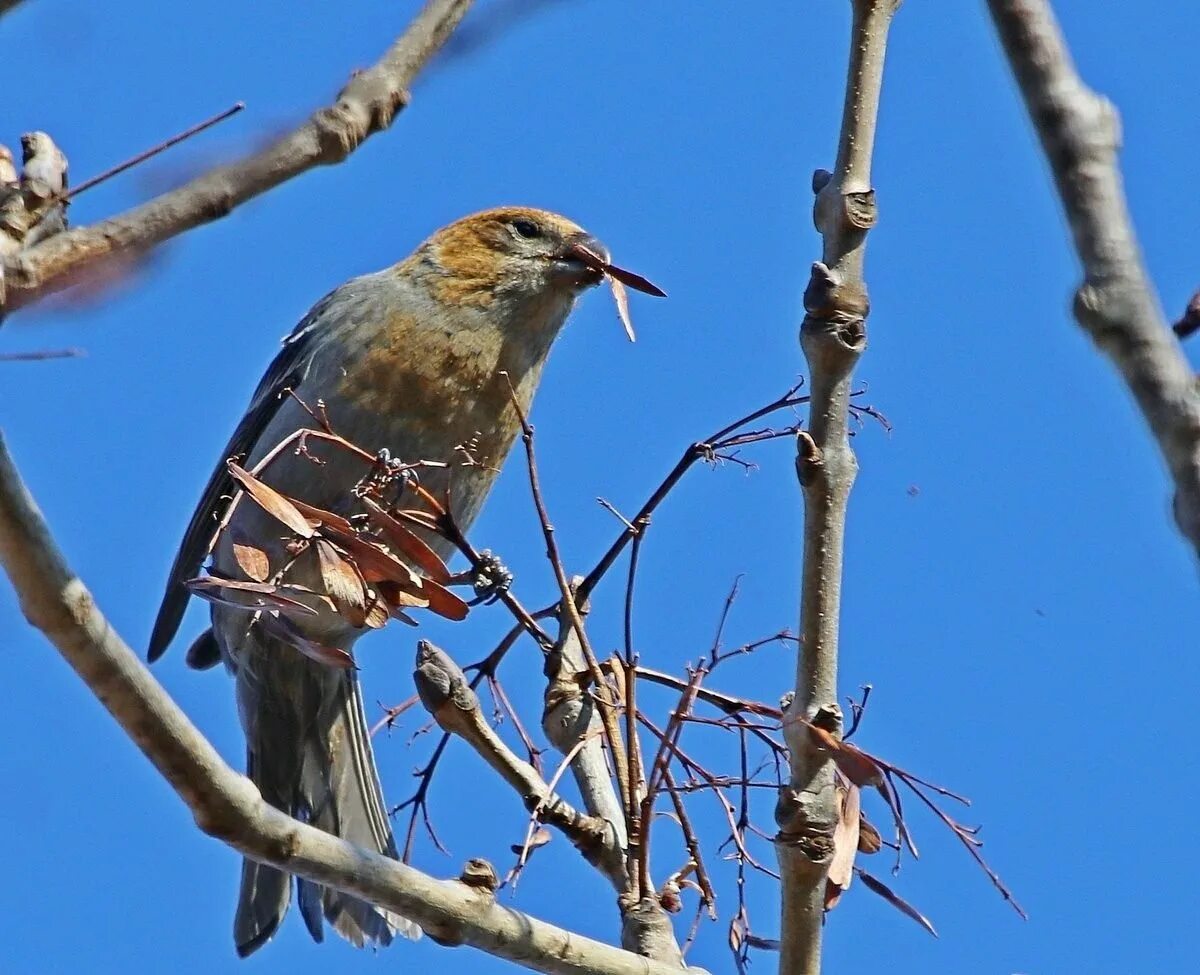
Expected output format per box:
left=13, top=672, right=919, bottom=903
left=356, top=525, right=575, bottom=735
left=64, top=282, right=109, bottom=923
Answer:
left=777, top=2, right=899, bottom=973
left=987, top=0, right=1200, bottom=555
left=0, top=0, right=475, bottom=313
left=540, top=596, right=685, bottom=966
left=0, top=433, right=701, bottom=975
left=414, top=639, right=627, bottom=890
left=542, top=585, right=629, bottom=849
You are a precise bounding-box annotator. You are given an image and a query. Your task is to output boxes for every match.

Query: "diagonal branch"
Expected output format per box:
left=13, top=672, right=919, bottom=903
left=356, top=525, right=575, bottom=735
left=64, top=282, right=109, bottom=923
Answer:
left=776, top=2, right=900, bottom=973
left=413, top=638, right=627, bottom=890
left=987, top=0, right=1200, bottom=556
left=0, top=433, right=703, bottom=975
left=0, top=0, right=476, bottom=314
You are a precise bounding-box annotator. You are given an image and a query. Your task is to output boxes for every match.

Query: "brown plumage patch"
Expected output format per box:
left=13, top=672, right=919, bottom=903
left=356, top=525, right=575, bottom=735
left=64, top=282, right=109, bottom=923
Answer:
left=336, top=310, right=532, bottom=471
left=420, top=207, right=586, bottom=309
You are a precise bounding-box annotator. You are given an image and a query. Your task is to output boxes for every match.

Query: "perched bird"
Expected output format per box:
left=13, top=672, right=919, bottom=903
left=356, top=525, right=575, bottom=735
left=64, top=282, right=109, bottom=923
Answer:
left=149, top=207, right=618, bottom=956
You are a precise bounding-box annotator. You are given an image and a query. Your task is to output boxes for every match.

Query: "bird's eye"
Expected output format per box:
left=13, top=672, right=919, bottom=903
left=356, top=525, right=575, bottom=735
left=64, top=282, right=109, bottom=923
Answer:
left=512, top=219, right=542, bottom=240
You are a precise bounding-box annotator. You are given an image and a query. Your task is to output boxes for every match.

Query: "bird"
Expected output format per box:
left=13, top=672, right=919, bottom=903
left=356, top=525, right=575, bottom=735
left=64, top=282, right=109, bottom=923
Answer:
left=148, top=207, right=621, bottom=956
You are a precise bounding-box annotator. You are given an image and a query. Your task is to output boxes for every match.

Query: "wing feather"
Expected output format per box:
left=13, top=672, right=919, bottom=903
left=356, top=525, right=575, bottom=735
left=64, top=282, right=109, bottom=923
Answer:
left=146, top=290, right=340, bottom=661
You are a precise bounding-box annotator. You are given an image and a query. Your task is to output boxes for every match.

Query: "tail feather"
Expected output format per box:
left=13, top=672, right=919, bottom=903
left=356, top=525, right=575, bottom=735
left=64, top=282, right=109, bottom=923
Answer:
left=234, top=748, right=294, bottom=956
left=296, top=874, right=326, bottom=945
left=327, top=677, right=418, bottom=941
left=231, top=628, right=419, bottom=954
left=236, top=858, right=292, bottom=957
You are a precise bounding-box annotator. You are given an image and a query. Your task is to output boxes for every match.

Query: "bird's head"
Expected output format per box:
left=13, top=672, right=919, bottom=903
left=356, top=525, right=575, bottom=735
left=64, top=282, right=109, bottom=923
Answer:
left=408, top=206, right=612, bottom=314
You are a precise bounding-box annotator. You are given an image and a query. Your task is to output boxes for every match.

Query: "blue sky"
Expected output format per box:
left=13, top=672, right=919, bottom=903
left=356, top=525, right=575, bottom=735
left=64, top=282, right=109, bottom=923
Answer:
left=2, top=1, right=1198, bottom=973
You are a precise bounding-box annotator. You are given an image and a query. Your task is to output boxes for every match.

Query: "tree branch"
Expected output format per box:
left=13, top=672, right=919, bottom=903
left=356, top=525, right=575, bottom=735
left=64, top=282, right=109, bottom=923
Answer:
left=506, top=379, right=631, bottom=798
left=0, top=0, right=476, bottom=314
left=776, top=2, right=899, bottom=973
left=987, top=0, right=1200, bottom=556
left=0, top=432, right=703, bottom=975
left=413, top=638, right=627, bottom=890
left=540, top=594, right=687, bottom=966
left=542, top=583, right=630, bottom=849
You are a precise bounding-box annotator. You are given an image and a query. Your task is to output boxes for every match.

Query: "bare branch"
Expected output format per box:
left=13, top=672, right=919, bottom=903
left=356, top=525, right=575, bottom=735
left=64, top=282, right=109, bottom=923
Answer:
left=541, top=601, right=688, bottom=966
left=987, top=0, right=1200, bottom=555
left=778, top=1, right=900, bottom=972
left=0, top=347, right=84, bottom=362
left=0, top=0, right=476, bottom=314
left=622, top=539, right=647, bottom=875
left=67, top=103, right=246, bottom=200
left=395, top=619, right=534, bottom=860
left=0, top=432, right=703, bottom=975
left=413, top=639, right=626, bottom=889
left=662, top=766, right=716, bottom=919
left=503, top=374, right=631, bottom=812
left=542, top=587, right=629, bottom=848
left=577, top=382, right=810, bottom=605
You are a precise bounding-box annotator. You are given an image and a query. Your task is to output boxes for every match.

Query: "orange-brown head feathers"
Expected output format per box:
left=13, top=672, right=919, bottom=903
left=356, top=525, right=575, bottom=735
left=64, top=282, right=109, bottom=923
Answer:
left=400, top=207, right=610, bottom=312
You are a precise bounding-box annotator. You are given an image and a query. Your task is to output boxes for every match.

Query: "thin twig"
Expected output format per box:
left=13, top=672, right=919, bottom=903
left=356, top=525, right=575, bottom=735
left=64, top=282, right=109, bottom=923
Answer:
left=623, top=528, right=647, bottom=895
left=0, top=347, right=84, bottom=362
left=662, top=766, right=716, bottom=919
left=501, top=372, right=629, bottom=807
left=891, top=769, right=1026, bottom=919
left=637, top=712, right=779, bottom=882
left=370, top=693, right=419, bottom=738
left=67, top=103, right=246, bottom=199
left=576, top=382, right=811, bottom=604
left=512, top=728, right=604, bottom=884
left=707, top=575, right=742, bottom=667
left=394, top=619, right=534, bottom=857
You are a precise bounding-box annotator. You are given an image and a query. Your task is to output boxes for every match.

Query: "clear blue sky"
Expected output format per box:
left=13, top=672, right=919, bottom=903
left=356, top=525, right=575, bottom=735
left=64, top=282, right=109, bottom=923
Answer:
left=2, top=1, right=1197, bottom=972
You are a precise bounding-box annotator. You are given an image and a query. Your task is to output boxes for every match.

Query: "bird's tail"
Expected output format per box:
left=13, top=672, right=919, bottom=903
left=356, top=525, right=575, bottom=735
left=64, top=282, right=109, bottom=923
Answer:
left=232, top=640, right=420, bottom=956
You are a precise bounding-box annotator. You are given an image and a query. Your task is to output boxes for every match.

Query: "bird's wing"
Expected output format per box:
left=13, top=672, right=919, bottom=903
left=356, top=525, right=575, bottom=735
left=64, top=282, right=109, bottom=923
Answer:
left=147, top=290, right=340, bottom=661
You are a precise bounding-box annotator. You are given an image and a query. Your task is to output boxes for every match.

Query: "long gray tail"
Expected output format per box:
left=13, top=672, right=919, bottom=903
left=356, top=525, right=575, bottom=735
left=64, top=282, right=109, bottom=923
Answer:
left=232, top=638, right=420, bottom=956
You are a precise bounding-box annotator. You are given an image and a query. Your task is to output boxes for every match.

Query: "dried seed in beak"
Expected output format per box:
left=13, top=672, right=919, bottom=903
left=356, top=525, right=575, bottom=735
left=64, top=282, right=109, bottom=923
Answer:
left=566, top=243, right=666, bottom=343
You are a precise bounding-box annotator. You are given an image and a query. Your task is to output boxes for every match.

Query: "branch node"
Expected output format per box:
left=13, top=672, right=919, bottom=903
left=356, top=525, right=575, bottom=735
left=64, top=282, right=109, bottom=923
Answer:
left=459, top=857, right=500, bottom=893
left=810, top=703, right=843, bottom=736
left=794, top=432, right=823, bottom=487
left=843, top=189, right=878, bottom=230
left=774, top=787, right=837, bottom=865
left=619, top=894, right=687, bottom=967
left=802, top=261, right=869, bottom=329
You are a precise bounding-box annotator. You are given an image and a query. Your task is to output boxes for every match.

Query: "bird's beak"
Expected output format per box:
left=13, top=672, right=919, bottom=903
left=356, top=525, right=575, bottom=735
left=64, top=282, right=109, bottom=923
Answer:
left=553, top=235, right=612, bottom=289
left=555, top=231, right=667, bottom=344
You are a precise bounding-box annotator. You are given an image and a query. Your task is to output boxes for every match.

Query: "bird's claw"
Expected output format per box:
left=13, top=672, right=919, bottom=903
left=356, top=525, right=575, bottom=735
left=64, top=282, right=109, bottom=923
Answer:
left=467, top=550, right=513, bottom=605
left=355, top=448, right=417, bottom=499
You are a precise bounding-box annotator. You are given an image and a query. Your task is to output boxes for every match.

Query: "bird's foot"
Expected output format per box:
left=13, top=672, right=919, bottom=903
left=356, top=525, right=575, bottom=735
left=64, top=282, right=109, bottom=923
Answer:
left=355, top=448, right=417, bottom=500
left=448, top=550, right=513, bottom=605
